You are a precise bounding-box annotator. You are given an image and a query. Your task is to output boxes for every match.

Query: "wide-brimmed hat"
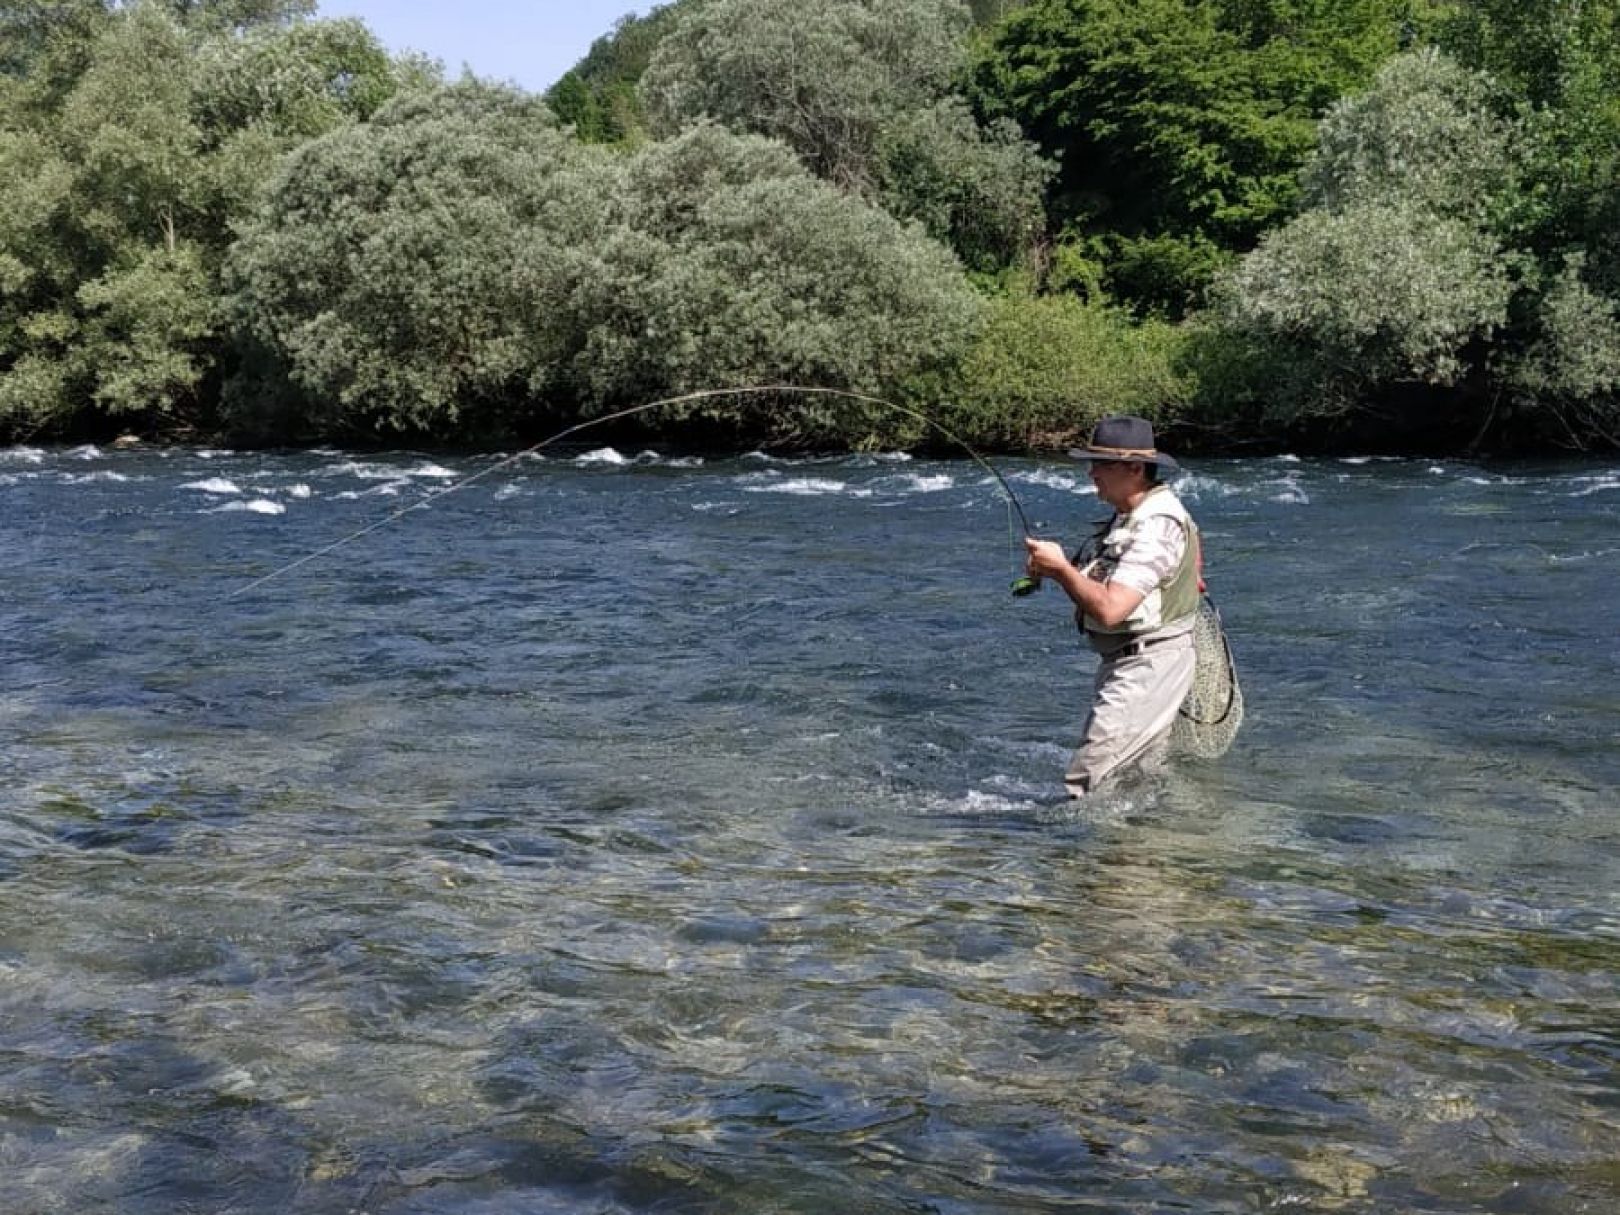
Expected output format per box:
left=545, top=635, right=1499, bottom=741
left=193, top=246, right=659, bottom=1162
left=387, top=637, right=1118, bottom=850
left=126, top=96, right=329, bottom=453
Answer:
left=1067, top=415, right=1179, bottom=473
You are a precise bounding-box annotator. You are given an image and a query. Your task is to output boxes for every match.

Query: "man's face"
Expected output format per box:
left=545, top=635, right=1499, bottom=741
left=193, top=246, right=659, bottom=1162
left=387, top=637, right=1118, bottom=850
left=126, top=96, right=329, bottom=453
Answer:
left=1088, top=459, right=1142, bottom=508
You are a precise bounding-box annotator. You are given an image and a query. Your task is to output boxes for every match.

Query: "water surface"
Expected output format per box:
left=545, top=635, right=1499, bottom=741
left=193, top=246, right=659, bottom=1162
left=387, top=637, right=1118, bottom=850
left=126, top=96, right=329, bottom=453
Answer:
left=2, top=444, right=1617, bottom=1212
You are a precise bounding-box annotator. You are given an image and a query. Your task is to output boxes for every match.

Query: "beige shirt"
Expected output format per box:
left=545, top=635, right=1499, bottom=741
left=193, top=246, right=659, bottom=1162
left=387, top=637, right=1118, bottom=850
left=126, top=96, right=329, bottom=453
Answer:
left=1101, top=514, right=1187, bottom=597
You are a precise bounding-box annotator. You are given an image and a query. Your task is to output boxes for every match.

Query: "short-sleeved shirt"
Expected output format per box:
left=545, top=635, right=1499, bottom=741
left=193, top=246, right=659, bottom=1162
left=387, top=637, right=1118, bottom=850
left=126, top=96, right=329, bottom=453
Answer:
left=1103, top=514, right=1187, bottom=598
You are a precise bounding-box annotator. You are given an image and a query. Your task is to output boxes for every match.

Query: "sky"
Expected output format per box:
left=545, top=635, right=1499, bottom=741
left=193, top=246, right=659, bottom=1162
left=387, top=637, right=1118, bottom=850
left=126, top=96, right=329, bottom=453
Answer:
left=314, top=2, right=654, bottom=94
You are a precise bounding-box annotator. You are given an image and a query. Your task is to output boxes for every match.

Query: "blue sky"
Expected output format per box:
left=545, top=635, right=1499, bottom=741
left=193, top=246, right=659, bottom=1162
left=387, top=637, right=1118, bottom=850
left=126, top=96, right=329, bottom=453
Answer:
left=315, top=2, right=654, bottom=94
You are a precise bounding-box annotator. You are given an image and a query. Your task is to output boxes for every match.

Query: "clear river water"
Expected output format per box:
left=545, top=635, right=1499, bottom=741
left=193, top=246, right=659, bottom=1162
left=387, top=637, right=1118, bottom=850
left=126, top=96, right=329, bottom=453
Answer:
left=2, top=443, right=1617, bottom=1213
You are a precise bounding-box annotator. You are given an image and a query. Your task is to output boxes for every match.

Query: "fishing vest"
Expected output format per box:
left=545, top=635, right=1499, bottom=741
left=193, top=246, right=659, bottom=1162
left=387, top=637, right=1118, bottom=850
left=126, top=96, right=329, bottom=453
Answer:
left=1079, top=486, right=1201, bottom=637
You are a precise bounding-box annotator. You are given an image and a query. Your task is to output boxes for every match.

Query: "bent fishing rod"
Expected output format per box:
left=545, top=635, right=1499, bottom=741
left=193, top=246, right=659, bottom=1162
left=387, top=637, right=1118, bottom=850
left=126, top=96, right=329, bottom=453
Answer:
left=228, top=384, right=1044, bottom=600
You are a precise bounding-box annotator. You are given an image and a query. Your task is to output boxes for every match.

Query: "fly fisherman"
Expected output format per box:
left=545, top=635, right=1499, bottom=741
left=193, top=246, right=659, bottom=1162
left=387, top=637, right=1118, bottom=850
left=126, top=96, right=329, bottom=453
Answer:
left=1023, top=416, right=1201, bottom=798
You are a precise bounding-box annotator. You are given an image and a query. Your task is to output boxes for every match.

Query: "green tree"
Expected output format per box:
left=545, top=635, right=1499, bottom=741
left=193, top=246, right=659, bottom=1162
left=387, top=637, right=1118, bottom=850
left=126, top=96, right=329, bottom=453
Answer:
left=1439, top=0, right=1620, bottom=295
left=226, top=82, right=611, bottom=437
left=1439, top=0, right=1620, bottom=110
left=1504, top=256, right=1620, bottom=446
left=573, top=121, right=985, bottom=440
left=0, top=1, right=425, bottom=438
left=966, top=0, right=1031, bottom=25
left=1, top=2, right=112, bottom=117
left=642, top=0, right=968, bottom=190
left=545, top=4, right=690, bottom=145
left=142, top=0, right=314, bottom=29
left=229, top=98, right=983, bottom=443
left=192, top=17, right=431, bottom=217
left=640, top=0, right=1049, bottom=269
left=1300, top=45, right=1521, bottom=222
left=973, top=0, right=1436, bottom=314
left=1215, top=197, right=1515, bottom=403
left=1211, top=52, right=1521, bottom=422
left=925, top=291, right=1190, bottom=447
left=0, top=3, right=207, bottom=428
left=877, top=99, right=1050, bottom=271
left=0, top=0, right=309, bottom=92
left=1208, top=48, right=1620, bottom=449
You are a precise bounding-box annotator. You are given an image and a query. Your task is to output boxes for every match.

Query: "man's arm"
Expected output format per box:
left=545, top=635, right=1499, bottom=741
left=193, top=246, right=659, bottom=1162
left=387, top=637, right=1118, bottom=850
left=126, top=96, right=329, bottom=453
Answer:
left=1024, top=538, right=1146, bottom=627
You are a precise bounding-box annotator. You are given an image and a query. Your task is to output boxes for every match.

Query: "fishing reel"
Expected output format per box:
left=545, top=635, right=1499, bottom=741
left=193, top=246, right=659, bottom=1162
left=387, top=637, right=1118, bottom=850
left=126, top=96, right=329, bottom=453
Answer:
left=1010, top=575, right=1042, bottom=597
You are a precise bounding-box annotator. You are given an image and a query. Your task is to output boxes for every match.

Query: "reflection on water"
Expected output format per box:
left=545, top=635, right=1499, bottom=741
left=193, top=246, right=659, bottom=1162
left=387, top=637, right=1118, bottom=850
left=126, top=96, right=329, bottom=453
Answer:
left=1, top=446, right=1617, bottom=1212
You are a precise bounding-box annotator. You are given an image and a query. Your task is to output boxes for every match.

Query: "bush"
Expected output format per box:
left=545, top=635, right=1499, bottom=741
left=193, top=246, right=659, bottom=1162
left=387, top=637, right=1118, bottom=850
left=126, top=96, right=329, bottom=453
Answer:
left=641, top=0, right=1049, bottom=270
left=1502, top=255, right=1620, bottom=446
left=226, top=82, right=612, bottom=437
left=1303, top=47, right=1522, bottom=224
left=1206, top=51, right=1529, bottom=439
left=923, top=291, right=1191, bottom=449
left=230, top=99, right=984, bottom=444
left=0, top=3, right=426, bottom=440
left=1215, top=198, right=1516, bottom=399
left=568, top=122, right=986, bottom=443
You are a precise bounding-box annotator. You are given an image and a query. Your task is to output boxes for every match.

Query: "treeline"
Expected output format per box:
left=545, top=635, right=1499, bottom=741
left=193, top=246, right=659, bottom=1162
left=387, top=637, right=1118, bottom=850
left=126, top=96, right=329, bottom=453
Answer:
left=3, top=0, right=1619, bottom=452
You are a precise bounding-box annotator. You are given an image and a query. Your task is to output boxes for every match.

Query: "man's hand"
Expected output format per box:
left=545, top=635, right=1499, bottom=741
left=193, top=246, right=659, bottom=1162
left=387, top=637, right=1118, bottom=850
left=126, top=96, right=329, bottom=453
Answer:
left=1024, top=537, right=1072, bottom=579
left=1024, top=535, right=1145, bottom=626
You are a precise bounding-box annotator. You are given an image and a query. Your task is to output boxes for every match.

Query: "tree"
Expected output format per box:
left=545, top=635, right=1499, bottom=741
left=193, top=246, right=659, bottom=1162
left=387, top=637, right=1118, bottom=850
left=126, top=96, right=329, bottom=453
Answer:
left=192, top=17, right=431, bottom=218
left=143, top=0, right=314, bottom=28
left=1301, top=46, right=1521, bottom=223
left=1215, top=197, right=1515, bottom=402
left=0, top=1, right=427, bottom=438
left=229, top=101, right=983, bottom=443
left=544, top=4, right=690, bottom=145
left=572, top=122, right=985, bottom=438
left=0, top=3, right=206, bottom=428
left=972, top=0, right=1437, bottom=314
left=1207, top=48, right=1620, bottom=449
left=639, top=0, right=1049, bottom=269
left=877, top=99, right=1051, bottom=271
left=0, top=0, right=310, bottom=90
left=226, top=82, right=612, bottom=437
left=1504, top=256, right=1620, bottom=446
left=1212, top=53, right=1522, bottom=414
left=1, top=2, right=111, bottom=118
left=642, top=0, right=967, bottom=190
left=1439, top=0, right=1620, bottom=111
left=1438, top=0, right=1620, bottom=296
left=965, top=0, right=1031, bottom=25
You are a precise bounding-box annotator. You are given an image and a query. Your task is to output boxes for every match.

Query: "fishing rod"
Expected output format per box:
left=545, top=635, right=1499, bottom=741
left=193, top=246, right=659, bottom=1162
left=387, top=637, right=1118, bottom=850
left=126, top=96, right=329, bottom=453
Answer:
left=228, top=384, right=1044, bottom=599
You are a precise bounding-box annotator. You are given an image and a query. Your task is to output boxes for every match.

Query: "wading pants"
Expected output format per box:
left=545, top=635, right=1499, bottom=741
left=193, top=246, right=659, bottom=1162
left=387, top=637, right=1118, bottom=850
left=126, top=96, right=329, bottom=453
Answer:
left=1066, top=630, right=1197, bottom=798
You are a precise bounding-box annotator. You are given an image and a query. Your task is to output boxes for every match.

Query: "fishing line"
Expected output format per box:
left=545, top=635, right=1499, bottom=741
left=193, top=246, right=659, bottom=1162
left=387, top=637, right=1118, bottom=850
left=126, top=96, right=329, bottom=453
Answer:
left=228, top=385, right=1043, bottom=599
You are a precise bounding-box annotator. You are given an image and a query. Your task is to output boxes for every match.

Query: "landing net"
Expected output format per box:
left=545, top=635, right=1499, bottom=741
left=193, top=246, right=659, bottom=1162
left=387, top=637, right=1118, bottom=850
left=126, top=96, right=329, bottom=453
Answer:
left=1172, top=596, right=1244, bottom=759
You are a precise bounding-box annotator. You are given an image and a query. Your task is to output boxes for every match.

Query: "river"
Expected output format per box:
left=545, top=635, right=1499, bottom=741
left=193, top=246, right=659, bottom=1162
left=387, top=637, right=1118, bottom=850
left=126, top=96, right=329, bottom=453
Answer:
left=2, top=443, right=1617, bottom=1212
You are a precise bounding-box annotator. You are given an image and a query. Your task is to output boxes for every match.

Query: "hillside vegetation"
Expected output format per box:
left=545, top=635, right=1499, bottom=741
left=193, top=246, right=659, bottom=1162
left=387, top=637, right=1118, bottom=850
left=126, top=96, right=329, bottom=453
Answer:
left=3, top=0, right=1617, bottom=452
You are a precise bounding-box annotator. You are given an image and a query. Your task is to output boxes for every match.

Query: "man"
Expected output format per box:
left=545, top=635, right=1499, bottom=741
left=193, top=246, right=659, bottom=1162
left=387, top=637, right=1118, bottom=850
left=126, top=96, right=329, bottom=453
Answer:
left=1024, top=415, right=1201, bottom=798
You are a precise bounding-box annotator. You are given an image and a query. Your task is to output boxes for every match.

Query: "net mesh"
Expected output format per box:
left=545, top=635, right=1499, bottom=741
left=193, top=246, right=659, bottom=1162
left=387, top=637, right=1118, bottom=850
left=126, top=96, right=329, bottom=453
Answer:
left=1172, top=596, right=1244, bottom=759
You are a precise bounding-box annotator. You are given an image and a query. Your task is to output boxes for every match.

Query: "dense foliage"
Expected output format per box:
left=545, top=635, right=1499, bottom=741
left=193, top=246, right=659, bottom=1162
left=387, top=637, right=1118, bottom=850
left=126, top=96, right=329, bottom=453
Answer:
left=1211, top=48, right=1620, bottom=449
left=640, top=0, right=1050, bottom=271
left=929, top=293, right=1190, bottom=446
left=228, top=88, right=982, bottom=442
left=0, top=0, right=427, bottom=437
left=971, top=0, right=1441, bottom=316
left=1, top=0, right=1617, bottom=452
left=544, top=4, right=688, bottom=146
left=544, top=0, right=1029, bottom=147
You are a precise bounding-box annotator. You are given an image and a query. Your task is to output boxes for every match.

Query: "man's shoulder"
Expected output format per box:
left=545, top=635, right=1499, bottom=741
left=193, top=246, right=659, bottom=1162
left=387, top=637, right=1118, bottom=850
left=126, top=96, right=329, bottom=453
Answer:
left=1131, top=490, right=1192, bottom=529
